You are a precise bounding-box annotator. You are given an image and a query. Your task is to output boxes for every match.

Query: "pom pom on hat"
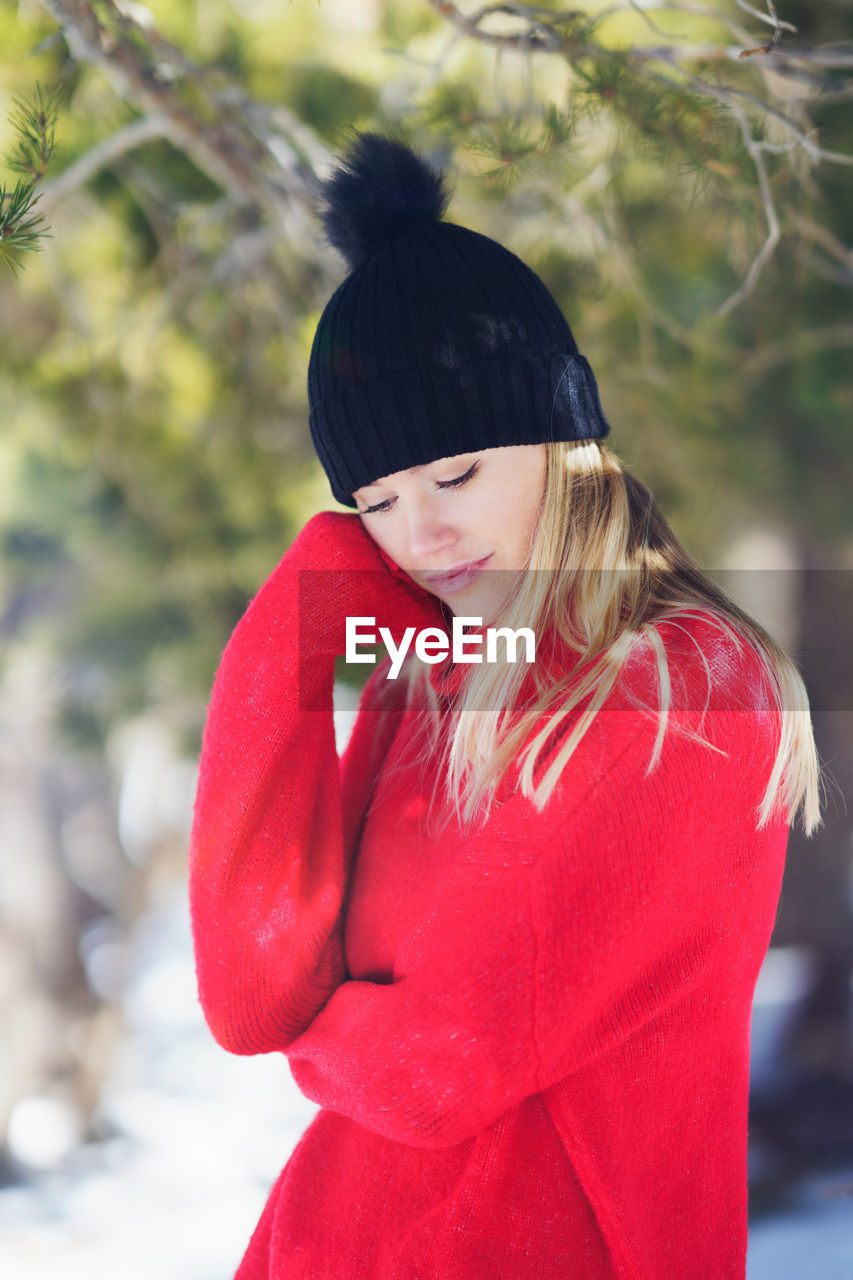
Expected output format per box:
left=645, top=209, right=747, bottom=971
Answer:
left=317, top=133, right=451, bottom=271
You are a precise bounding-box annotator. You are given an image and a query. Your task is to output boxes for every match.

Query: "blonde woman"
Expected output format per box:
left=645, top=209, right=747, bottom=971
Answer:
left=189, top=135, right=820, bottom=1280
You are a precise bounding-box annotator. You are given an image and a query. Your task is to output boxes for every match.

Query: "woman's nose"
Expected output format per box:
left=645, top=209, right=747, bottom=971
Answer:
left=404, top=499, right=459, bottom=560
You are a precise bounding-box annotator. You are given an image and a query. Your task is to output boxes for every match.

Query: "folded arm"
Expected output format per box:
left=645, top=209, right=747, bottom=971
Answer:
left=189, top=513, right=441, bottom=1054
left=285, top=635, right=786, bottom=1148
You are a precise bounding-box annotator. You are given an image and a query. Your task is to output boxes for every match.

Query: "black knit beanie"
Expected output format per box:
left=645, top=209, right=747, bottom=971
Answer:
left=308, top=133, right=610, bottom=508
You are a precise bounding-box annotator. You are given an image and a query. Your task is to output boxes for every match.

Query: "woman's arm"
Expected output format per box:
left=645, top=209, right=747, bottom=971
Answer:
left=283, top=626, right=788, bottom=1147
left=188, top=512, right=442, bottom=1055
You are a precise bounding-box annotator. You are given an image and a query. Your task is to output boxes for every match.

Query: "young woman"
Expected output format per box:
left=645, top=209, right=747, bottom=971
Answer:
left=189, top=134, right=820, bottom=1279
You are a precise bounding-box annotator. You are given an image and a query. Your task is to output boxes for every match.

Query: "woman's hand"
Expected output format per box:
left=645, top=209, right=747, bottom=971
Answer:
left=283, top=510, right=445, bottom=661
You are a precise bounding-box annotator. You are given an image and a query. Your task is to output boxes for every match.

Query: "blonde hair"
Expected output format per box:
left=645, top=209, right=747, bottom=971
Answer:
left=401, top=440, right=822, bottom=836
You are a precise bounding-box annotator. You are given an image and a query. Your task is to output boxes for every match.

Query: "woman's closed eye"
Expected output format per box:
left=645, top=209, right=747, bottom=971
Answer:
left=362, top=461, right=480, bottom=515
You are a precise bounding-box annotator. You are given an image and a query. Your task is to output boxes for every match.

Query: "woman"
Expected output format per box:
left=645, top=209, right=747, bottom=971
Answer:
left=189, top=134, right=820, bottom=1279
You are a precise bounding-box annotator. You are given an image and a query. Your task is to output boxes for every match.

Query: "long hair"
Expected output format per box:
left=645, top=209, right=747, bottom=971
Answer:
left=401, top=440, right=821, bottom=836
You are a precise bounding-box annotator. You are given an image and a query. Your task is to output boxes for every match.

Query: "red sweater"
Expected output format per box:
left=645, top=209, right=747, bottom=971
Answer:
left=189, top=513, right=788, bottom=1280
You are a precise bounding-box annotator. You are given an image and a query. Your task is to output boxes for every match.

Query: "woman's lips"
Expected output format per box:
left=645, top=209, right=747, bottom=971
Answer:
left=422, top=555, right=493, bottom=595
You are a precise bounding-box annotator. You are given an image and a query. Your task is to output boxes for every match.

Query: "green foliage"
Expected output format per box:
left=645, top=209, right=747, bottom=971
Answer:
left=1, top=0, right=851, bottom=748
left=282, top=64, right=379, bottom=141
left=6, top=82, right=60, bottom=179
left=380, top=1, right=442, bottom=46
left=0, top=83, right=60, bottom=272
left=418, top=80, right=483, bottom=137
left=568, top=45, right=634, bottom=103
left=0, top=178, right=49, bottom=271
left=464, top=120, right=543, bottom=190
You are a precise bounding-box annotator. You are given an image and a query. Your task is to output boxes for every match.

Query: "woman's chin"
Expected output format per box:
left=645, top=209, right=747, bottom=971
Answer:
left=439, top=585, right=509, bottom=628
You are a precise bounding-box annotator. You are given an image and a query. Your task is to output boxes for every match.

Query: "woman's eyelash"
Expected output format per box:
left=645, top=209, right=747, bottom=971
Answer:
left=362, top=462, right=479, bottom=514
left=438, top=461, right=479, bottom=490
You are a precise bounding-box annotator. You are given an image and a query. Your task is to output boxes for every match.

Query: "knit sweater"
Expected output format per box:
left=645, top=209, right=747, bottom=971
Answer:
left=189, top=512, right=789, bottom=1280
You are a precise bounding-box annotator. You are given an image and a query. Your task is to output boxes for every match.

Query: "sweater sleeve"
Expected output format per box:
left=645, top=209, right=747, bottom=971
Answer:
left=284, top=625, right=788, bottom=1148
left=188, top=513, right=441, bottom=1055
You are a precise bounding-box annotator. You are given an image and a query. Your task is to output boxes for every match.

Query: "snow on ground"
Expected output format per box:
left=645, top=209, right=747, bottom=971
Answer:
left=0, top=889, right=317, bottom=1280
left=0, top=883, right=850, bottom=1279
left=748, top=1174, right=853, bottom=1280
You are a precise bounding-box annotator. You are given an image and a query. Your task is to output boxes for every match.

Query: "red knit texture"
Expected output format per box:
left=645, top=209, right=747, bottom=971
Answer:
left=189, top=512, right=788, bottom=1280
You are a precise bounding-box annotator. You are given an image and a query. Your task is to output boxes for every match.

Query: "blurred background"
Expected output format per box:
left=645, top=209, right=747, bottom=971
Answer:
left=1, top=0, right=851, bottom=1275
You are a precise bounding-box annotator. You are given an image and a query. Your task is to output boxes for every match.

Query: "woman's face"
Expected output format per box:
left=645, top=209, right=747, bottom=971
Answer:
left=352, top=444, right=547, bottom=621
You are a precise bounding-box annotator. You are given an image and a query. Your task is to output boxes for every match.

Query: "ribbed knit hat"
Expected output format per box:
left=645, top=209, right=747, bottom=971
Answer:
left=308, top=133, right=610, bottom=508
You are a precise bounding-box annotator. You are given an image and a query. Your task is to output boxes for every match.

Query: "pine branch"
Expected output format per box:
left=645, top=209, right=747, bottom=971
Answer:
left=37, top=0, right=328, bottom=241
left=423, top=0, right=853, bottom=309
left=31, top=0, right=852, bottom=313
left=6, top=83, right=61, bottom=181
left=0, top=84, right=61, bottom=273
left=0, top=181, right=49, bottom=274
